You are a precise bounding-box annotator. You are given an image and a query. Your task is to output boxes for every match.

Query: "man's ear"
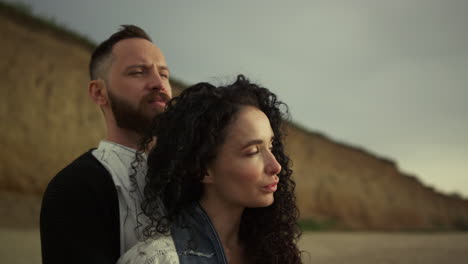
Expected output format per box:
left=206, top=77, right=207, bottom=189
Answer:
left=88, top=79, right=108, bottom=106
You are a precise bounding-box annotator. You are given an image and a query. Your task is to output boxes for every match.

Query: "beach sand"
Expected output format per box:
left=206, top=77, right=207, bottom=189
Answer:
left=0, top=228, right=41, bottom=264
left=299, top=232, right=468, bottom=264
left=1, top=229, right=467, bottom=264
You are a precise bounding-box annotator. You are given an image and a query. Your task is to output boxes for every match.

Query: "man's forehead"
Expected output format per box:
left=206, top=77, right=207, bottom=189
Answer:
left=111, top=38, right=166, bottom=65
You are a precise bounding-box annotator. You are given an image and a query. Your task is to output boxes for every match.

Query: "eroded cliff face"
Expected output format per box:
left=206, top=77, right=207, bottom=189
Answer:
left=285, top=124, right=468, bottom=229
left=1, top=14, right=102, bottom=193
left=1, top=11, right=467, bottom=230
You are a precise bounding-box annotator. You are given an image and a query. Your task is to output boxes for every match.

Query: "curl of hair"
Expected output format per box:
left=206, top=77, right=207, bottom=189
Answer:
left=139, top=75, right=302, bottom=263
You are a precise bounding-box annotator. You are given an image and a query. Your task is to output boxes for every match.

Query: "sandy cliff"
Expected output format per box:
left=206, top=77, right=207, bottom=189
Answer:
left=1, top=6, right=467, bottom=230
left=286, top=124, right=468, bottom=229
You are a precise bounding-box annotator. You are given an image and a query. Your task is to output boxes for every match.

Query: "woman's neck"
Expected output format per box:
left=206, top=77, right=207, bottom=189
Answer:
left=199, top=196, right=244, bottom=251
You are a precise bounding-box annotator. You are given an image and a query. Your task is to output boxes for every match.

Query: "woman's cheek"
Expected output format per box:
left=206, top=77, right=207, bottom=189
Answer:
left=230, top=159, right=262, bottom=183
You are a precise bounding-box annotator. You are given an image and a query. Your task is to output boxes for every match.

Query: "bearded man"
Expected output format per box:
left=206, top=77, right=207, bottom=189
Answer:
left=40, top=25, right=172, bottom=264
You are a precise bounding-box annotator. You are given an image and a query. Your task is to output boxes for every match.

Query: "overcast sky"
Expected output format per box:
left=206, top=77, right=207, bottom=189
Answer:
left=8, top=0, right=468, bottom=197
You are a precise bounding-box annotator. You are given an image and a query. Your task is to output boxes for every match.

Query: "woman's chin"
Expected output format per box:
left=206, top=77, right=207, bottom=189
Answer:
left=247, top=195, right=275, bottom=208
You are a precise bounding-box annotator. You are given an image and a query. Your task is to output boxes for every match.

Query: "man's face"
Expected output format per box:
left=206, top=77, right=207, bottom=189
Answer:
left=105, top=38, right=172, bottom=133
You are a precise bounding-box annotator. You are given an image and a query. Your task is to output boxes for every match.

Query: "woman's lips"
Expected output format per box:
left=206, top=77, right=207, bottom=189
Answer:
left=262, top=182, right=278, bottom=193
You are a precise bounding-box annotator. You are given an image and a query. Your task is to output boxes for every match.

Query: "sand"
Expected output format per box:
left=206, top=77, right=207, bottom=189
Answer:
left=0, top=228, right=41, bottom=264
left=1, top=229, right=467, bottom=264
left=299, top=232, right=468, bottom=263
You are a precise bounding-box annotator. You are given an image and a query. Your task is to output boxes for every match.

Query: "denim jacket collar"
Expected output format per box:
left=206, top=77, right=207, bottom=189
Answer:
left=171, top=202, right=228, bottom=264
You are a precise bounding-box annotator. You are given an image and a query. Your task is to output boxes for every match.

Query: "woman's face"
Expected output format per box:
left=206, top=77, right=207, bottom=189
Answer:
left=203, top=106, right=282, bottom=208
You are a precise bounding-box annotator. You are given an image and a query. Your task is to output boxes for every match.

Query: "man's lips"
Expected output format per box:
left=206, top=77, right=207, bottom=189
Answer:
left=149, top=98, right=166, bottom=105
left=148, top=93, right=170, bottom=107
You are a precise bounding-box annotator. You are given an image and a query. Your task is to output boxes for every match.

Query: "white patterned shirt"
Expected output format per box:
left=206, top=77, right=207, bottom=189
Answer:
left=92, top=140, right=150, bottom=255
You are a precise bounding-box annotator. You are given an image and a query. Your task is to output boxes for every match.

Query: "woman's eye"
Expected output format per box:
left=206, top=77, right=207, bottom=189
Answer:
left=246, top=147, right=259, bottom=156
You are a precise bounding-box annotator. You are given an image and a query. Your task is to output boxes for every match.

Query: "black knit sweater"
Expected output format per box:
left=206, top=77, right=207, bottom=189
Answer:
left=40, top=151, right=120, bottom=264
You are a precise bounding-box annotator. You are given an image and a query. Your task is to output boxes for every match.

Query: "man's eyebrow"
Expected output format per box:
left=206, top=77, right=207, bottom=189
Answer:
left=158, top=65, right=170, bottom=72
left=124, top=64, right=170, bottom=73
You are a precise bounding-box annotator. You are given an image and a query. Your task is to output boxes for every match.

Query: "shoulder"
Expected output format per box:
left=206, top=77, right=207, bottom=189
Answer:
left=118, top=235, right=179, bottom=264
left=48, top=151, right=112, bottom=189
left=58, top=151, right=108, bottom=179
left=40, top=151, right=121, bottom=263
left=42, top=151, right=117, bottom=206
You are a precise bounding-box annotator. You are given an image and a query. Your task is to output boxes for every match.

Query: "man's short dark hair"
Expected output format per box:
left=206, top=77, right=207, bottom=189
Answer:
left=89, top=25, right=152, bottom=80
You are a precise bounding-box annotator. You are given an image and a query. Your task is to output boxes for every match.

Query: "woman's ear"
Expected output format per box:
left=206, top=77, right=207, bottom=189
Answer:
left=201, top=169, right=214, bottom=184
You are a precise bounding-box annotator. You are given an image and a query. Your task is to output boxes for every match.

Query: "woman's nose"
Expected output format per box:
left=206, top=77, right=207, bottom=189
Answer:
left=266, top=153, right=282, bottom=176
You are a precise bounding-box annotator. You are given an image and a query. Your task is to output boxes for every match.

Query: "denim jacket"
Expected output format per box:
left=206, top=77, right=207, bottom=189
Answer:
left=117, top=202, right=228, bottom=264
left=172, top=202, right=228, bottom=263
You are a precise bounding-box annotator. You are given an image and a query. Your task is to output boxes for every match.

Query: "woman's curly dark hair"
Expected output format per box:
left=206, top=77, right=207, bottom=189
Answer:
left=139, top=75, right=302, bottom=263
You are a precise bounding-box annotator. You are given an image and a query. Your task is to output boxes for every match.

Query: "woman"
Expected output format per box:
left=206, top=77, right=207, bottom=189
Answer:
left=119, top=75, right=302, bottom=264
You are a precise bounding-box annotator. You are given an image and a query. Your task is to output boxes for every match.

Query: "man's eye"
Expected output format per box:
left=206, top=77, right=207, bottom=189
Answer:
left=130, top=68, right=147, bottom=75
left=160, top=73, right=169, bottom=79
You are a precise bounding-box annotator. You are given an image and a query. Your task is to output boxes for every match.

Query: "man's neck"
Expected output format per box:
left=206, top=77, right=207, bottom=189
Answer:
left=106, top=128, right=141, bottom=150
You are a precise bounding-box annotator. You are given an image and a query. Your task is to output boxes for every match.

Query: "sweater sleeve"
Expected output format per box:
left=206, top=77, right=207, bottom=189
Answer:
left=40, top=153, right=120, bottom=264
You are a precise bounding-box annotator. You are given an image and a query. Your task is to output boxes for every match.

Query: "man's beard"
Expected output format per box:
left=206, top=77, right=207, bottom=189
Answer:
left=107, top=90, right=164, bottom=135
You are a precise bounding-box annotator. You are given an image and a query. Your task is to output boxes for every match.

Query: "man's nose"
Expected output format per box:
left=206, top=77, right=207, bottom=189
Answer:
left=147, top=69, right=165, bottom=91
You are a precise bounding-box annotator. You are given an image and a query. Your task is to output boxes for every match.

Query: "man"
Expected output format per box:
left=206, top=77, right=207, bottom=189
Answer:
left=40, top=25, right=172, bottom=264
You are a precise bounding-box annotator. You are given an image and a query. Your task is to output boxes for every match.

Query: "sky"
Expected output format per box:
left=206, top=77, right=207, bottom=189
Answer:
left=7, top=0, right=468, bottom=197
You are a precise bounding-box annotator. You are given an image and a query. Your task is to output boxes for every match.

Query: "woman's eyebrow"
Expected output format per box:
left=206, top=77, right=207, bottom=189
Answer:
left=241, top=139, right=263, bottom=149
left=241, top=136, right=274, bottom=149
